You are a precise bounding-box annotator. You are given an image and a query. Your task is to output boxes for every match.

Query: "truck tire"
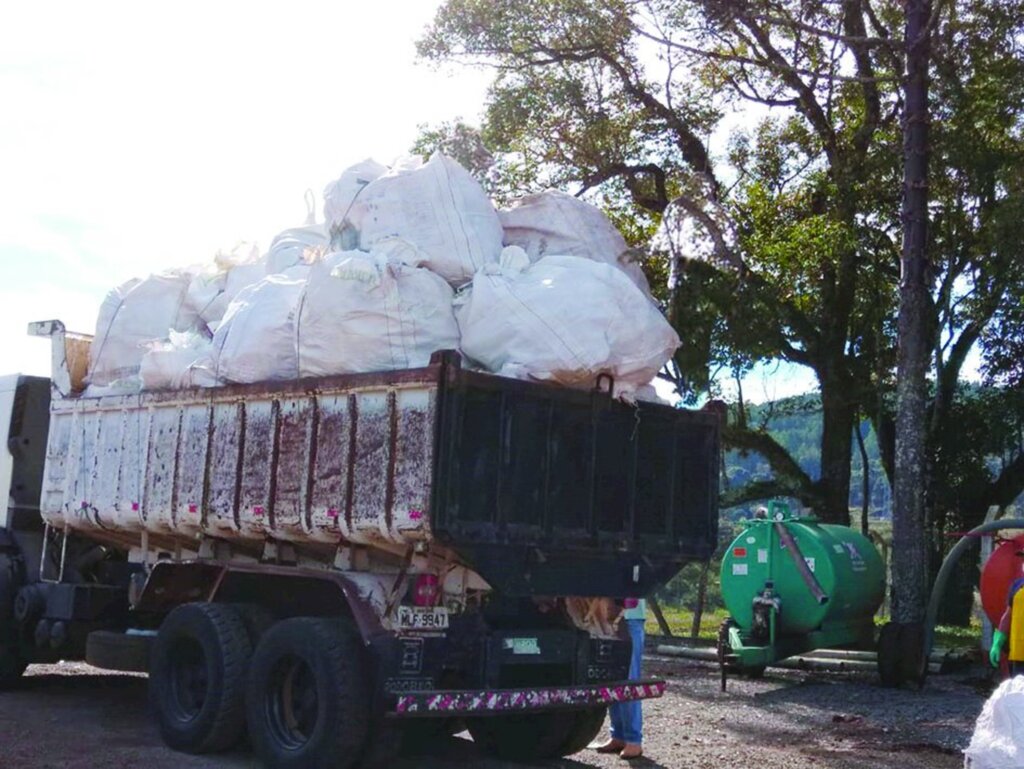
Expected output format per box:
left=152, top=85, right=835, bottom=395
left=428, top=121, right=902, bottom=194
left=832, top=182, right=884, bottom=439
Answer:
left=552, top=706, right=608, bottom=755
left=86, top=630, right=153, bottom=673
left=0, top=553, right=27, bottom=689
left=149, top=603, right=253, bottom=754
left=246, top=617, right=370, bottom=769
left=232, top=603, right=277, bottom=645
left=467, top=709, right=584, bottom=761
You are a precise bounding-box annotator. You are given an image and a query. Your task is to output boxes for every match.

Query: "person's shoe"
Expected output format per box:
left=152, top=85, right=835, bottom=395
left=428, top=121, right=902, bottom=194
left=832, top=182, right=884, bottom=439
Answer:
left=591, top=738, right=626, bottom=753
left=619, top=743, right=643, bottom=760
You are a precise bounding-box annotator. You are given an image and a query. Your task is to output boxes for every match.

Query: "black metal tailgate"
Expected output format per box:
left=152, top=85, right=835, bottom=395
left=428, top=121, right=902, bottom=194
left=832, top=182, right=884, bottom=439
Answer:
left=430, top=357, right=720, bottom=597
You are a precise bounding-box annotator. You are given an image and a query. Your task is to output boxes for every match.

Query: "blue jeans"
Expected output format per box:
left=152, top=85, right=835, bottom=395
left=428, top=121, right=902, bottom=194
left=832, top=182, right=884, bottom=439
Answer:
left=610, top=618, right=644, bottom=744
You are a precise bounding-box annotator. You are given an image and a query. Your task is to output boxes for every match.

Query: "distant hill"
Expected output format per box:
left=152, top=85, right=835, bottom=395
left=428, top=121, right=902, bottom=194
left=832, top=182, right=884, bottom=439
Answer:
left=724, top=394, right=891, bottom=518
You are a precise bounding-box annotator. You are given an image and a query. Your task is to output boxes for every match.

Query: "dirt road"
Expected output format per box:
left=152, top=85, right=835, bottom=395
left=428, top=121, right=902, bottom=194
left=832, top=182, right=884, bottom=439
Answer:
left=0, top=659, right=984, bottom=769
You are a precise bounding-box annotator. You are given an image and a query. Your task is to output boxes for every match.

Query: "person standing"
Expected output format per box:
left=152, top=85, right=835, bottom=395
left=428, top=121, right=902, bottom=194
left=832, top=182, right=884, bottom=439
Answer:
left=593, top=598, right=645, bottom=760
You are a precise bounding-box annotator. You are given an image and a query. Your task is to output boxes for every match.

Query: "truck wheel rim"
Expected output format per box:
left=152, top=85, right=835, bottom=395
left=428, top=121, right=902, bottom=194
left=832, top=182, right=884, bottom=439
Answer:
left=266, top=654, right=319, bottom=750
left=168, top=637, right=208, bottom=722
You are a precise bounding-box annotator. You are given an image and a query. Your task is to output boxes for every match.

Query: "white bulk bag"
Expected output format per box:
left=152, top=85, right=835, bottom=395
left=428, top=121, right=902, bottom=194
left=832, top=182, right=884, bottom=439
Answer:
left=296, top=250, right=460, bottom=376
left=965, top=676, right=1024, bottom=768
left=264, top=189, right=330, bottom=275
left=89, top=271, right=202, bottom=387
left=346, top=152, right=503, bottom=286
left=456, top=249, right=679, bottom=396
left=265, top=224, right=329, bottom=275
left=139, top=331, right=213, bottom=391
left=186, top=243, right=266, bottom=331
left=499, top=190, right=651, bottom=295
left=209, top=274, right=306, bottom=384
left=323, top=158, right=388, bottom=247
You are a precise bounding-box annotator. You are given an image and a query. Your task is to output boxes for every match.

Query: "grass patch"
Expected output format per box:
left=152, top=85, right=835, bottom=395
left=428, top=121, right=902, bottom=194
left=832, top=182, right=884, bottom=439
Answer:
left=646, top=606, right=728, bottom=643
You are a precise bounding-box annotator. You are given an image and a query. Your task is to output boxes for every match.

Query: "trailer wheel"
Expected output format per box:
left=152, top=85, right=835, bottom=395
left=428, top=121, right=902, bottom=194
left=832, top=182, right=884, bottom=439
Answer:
left=246, top=617, right=369, bottom=769
left=0, top=553, right=26, bottom=689
left=149, top=603, right=253, bottom=753
left=467, top=709, right=584, bottom=761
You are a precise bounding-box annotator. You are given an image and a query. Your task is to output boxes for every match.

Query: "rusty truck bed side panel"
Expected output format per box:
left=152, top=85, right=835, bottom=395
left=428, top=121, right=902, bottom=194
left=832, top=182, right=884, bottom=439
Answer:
left=41, top=364, right=443, bottom=550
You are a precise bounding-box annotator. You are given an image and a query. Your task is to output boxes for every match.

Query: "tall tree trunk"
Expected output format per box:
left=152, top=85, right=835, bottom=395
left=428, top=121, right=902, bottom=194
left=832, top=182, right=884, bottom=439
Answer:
left=856, top=413, right=871, bottom=536
left=690, top=560, right=711, bottom=640
left=818, top=375, right=855, bottom=525
left=891, top=0, right=933, bottom=625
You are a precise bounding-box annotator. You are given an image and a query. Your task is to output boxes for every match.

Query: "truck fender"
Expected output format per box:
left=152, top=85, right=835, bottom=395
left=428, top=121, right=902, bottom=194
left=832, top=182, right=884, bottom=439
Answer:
left=133, top=560, right=386, bottom=642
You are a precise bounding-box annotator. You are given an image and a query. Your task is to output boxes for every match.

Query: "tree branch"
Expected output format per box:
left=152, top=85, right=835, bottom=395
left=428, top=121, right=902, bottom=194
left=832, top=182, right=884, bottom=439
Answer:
left=595, top=52, right=722, bottom=197
left=730, top=10, right=839, bottom=164
left=631, top=27, right=895, bottom=84
left=723, top=423, right=819, bottom=499
left=721, top=479, right=822, bottom=510
left=843, top=0, right=883, bottom=157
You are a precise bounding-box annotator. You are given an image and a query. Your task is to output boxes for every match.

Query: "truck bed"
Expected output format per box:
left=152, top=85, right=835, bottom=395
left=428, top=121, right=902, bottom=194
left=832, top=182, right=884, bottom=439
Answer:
left=41, top=351, right=719, bottom=597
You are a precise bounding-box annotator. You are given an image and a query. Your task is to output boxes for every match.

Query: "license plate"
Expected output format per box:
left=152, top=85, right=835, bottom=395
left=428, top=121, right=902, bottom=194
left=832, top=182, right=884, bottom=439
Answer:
left=398, top=606, right=449, bottom=631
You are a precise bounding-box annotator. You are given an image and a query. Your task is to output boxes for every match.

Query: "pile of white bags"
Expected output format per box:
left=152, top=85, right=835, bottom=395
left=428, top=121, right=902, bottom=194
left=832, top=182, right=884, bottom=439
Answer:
left=264, top=224, right=328, bottom=275
left=89, top=271, right=204, bottom=389
left=456, top=247, right=679, bottom=398
left=210, top=249, right=459, bottom=384
left=323, top=158, right=388, bottom=248
left=139, top=331, right=214, bottom=391
left=185, top=243, right=266, bottom=332
left=266, top=190, right=330, bottom=275
left=84, top=152, right=680, bottom=400
left=965, top=676, right=1024, bottom=768
left=342, top=152, right=503, bottom=286
left=297, top=249, right=459, bottom=376
left=499, top=190, right=651, bottom=295
left=210, top=273, right=307, bottom=384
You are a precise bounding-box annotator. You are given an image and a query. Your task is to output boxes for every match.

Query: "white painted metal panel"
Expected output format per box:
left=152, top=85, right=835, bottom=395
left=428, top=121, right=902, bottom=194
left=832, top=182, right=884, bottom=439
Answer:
left=39, top=378, right=438, bottom=560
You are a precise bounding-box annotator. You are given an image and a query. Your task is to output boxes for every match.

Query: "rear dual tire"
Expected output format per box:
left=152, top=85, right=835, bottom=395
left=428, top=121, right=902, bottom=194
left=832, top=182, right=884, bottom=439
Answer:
left=149, top=602, right=253, bottom=753
left=245, top=617, right=369, bottom=769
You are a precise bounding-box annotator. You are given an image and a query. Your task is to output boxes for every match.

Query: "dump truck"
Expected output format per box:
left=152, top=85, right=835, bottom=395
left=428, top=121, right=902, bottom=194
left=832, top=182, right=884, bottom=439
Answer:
left=0, top=320, right=720, bottom=768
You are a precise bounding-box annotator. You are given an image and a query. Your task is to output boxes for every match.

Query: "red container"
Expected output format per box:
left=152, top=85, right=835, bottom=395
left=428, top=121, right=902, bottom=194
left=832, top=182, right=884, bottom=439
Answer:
left=980, top=535, right=1024, bottom=625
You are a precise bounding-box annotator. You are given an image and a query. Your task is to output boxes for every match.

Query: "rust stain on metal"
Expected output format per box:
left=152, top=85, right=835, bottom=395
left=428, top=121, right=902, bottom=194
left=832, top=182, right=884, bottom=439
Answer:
left=309, top=394, right=351, bottom=542
left=41, top=365, right=457, bottom=558
left=302, top=396, right=320, bottom=536
left=351, top=392, right=391, bottom=542
left=239, top=399, right=275, bottom=538
left=343, top=393, right=358, bottom=537
left=384, top=390, right=398, bottom=536
left=279, top=397, right=318, bottom=539
left=207, top=402, right=243, bottom=535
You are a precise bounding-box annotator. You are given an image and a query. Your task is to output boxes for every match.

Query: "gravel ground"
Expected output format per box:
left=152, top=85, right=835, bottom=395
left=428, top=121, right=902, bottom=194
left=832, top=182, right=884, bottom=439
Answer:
left=0, top=657, right=987, bottom=769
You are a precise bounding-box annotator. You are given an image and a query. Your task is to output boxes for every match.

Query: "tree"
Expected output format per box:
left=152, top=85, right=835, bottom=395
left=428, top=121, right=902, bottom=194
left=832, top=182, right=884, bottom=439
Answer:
left=889, top=0, right=932, bottom=630
left=873, top=0, right=1024, bottom=622
left=419, top=0, right=906, bottom=525
left=418, top=0, right=1024, bottom=534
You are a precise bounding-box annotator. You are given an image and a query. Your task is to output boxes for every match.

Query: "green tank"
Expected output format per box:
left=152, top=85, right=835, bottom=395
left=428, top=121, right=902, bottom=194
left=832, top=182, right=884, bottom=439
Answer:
left=717, top=503, right=885, bottom=678
left=721, top=516, right=885, bottom=635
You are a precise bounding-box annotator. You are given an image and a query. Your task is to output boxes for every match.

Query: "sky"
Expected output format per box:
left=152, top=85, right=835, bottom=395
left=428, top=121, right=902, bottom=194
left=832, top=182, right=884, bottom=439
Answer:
left=0, top=1, right=819, bottom=402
